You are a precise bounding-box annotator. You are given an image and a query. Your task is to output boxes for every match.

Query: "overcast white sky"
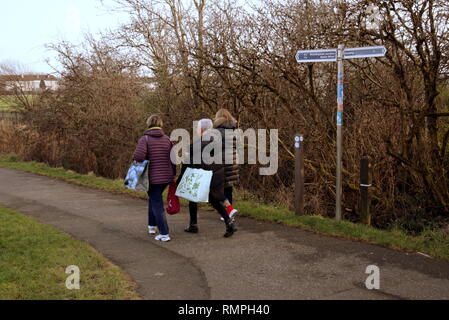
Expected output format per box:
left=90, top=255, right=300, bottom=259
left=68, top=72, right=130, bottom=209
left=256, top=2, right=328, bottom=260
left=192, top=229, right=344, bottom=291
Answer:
left=0, top=0, right=126, bottom=74
left=1, top=0, right=260, bottom=74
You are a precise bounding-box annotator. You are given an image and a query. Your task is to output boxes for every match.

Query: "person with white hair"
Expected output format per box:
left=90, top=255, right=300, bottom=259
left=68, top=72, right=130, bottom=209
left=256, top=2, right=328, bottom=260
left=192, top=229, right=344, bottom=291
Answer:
left=196, top=118, right=213, bottom=135
left=176, top=119, right=237, bottom=238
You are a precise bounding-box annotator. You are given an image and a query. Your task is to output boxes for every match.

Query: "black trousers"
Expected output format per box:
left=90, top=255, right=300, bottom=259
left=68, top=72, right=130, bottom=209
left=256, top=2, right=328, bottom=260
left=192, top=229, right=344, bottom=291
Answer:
left=224, top=187, right=233, bottom=204
left=189, top=200, right=230, bottom=226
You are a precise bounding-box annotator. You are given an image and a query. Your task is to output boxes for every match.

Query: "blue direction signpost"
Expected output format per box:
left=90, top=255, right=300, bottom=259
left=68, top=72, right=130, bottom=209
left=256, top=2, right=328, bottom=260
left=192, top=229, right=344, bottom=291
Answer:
left=295, top=46, right=386, bottom=63
left=296, top=49, right=337, bottom=63
left=343, top=46, right=387, bottom=60
left=295, top=44, right=387, bottom=221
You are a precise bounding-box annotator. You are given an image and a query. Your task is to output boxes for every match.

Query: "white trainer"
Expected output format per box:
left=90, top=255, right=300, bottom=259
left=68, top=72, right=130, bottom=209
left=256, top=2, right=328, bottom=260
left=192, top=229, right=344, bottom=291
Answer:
left=160, top=235, right=171, bottom=242
left=149, top=226, right=157, bottom=234
left=155, top=234, right=171, bottom=242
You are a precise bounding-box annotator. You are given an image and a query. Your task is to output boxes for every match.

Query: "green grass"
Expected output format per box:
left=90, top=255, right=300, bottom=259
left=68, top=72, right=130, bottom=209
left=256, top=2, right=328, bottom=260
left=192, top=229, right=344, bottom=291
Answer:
left=235, top=201, right=449, bottom=260
left=0, top=95, right=34, bottom=111
left=0, top=106, right=16, bottom=112
left=0, top=205, right=140, bottom=300
left=0, top=154, right=448, bottom=261
left=0, top=155, right=147, bottom=199
left=0, top=154, right=188, bottom=204
left=0, top=96, right=19, bottom=111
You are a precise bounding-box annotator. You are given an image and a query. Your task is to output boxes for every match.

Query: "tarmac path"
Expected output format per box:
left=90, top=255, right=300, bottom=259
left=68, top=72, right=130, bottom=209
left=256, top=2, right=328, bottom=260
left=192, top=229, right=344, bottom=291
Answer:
left=0, top=168, right=448, bottom=300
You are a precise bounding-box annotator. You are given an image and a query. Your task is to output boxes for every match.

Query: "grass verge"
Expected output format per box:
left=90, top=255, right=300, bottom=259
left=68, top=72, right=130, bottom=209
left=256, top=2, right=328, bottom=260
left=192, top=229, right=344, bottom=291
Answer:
left=0, top=154, right=448, bottom=261
left=0, top=205, right=140, bottom=300
left=0, top=95, right=32, bottom=111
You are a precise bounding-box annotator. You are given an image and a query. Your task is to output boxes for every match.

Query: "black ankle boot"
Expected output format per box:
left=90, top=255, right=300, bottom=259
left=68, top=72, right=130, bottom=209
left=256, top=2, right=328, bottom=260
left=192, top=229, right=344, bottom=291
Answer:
left=184, top=225, right=199, bottom=233
left=224, top=223, right=236, bottom=238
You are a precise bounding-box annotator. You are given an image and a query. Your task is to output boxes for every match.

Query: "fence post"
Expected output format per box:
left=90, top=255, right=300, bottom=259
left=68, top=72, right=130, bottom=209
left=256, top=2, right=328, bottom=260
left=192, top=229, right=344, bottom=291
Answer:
left=294, top=134, right=305, bottom=215
left=360, top=156, right=371, bottom=225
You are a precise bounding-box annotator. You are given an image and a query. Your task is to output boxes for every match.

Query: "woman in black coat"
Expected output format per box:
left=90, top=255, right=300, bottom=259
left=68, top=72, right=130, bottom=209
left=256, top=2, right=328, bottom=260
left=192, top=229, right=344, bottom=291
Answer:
left=176, top=119, right=236, bottom=238
left=213, top=109, right=239, bottom=219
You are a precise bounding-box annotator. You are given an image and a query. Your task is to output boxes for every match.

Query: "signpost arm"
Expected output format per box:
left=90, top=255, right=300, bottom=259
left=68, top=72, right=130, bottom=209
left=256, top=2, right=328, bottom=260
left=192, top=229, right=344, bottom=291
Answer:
left=336, top=44, right=344, bottom=222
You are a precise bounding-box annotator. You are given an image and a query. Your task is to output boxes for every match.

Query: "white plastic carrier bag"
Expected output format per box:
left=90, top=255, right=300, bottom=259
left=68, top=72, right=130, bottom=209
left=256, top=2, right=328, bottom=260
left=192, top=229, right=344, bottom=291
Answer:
left=175, top=168, right=213, bottom=203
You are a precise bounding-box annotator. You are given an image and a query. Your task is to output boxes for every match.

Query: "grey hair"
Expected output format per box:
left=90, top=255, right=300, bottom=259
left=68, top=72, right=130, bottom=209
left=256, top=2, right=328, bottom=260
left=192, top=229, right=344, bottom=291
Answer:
left=197, top=118, right=213, bottom=132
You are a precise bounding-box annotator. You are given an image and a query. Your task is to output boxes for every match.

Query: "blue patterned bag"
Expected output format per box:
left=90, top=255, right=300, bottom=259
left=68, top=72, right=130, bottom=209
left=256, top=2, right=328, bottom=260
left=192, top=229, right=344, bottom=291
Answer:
left=124, top=160, right=149, bottom=191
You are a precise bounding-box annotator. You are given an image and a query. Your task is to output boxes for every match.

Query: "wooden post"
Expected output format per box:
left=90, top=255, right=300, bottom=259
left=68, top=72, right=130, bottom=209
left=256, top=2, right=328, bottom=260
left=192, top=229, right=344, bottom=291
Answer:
left=295, top=134, right=305, bottom=215
left=360, top=156, right=371, bottom=225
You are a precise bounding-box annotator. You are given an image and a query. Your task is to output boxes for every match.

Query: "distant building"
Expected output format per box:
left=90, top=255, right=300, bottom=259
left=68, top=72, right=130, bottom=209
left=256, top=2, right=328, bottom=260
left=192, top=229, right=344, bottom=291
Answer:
left=0, top=74, right=59, bottom=93
left=139, top=76, right=157, bottom=89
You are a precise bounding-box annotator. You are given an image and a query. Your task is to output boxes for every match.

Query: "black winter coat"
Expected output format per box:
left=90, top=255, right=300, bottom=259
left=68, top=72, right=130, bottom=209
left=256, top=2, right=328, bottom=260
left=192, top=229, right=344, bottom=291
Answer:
left=215, top=120, right=240, bottom=188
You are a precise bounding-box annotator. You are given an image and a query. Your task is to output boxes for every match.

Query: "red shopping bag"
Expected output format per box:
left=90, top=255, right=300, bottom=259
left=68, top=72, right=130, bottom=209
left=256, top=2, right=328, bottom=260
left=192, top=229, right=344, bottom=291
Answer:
left=166, top=181, right=181, bottom=215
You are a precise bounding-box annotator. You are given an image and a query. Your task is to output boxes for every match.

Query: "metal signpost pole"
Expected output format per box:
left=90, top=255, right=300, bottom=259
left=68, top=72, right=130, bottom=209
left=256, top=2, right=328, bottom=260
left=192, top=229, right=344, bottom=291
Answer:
left=335, top=44, right=345, bottom=221
left=295, top=45, right=386, bottom=222
left=336, top=44, right=344, bottom=222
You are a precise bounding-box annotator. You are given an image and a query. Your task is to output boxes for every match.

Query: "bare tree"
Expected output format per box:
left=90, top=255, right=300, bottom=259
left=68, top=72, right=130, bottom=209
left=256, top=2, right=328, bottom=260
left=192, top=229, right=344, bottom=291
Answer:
left=4, top=0, right=447, bottom=230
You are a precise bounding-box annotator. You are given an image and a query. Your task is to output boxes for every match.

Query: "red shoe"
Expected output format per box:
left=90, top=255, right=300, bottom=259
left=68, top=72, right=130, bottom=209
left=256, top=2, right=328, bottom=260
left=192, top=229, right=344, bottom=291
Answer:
left=226, top=205, right=238, bottom=219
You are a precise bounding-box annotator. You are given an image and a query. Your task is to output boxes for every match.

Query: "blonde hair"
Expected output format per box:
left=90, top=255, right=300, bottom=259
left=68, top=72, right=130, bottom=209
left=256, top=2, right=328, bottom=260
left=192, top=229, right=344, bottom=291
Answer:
left=146, top=114, right=163, bottom=128
left=215, top=108, right=236, bottom=123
